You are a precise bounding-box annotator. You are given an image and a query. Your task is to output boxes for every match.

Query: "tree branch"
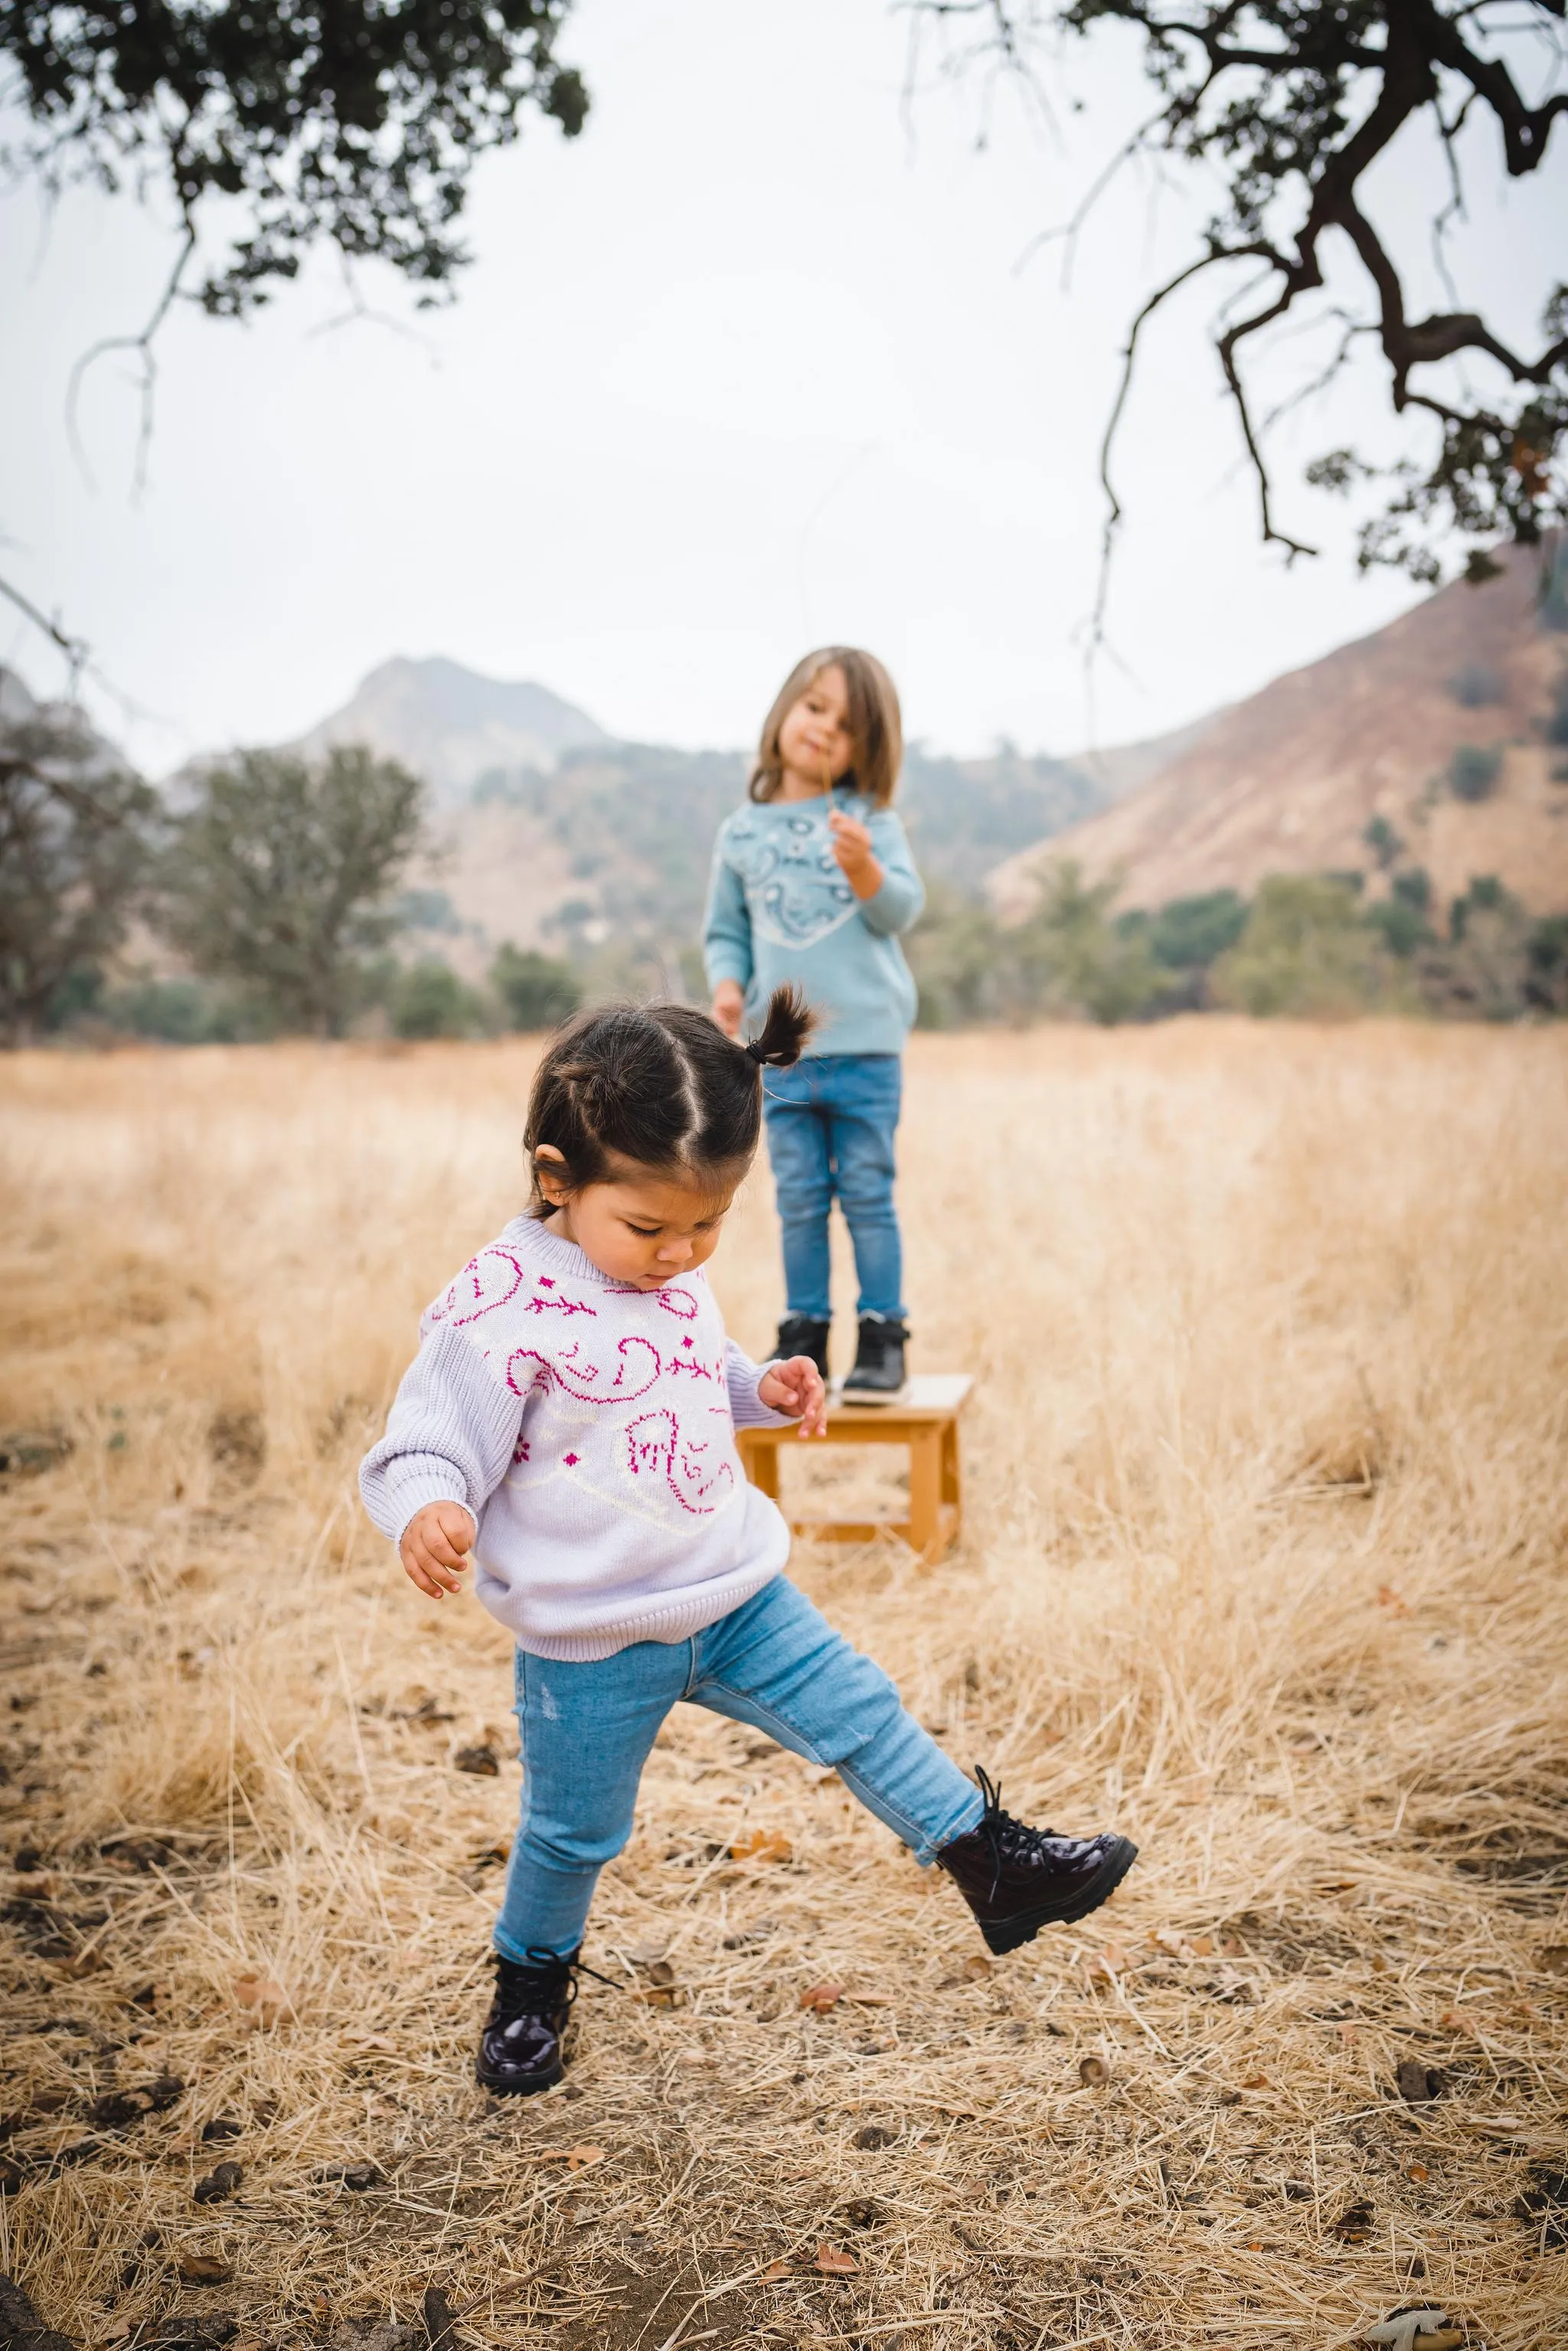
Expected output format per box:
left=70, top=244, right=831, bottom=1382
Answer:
left=0, top=574, right=90, bottom=682
left=64, top=222, right=197, bottom=498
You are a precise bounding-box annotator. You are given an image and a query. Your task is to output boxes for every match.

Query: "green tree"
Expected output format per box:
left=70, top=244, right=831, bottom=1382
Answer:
left=161, top=745, right=423, bottom=1035
left=1431, top=875, right=1531, bottom=1019
left=1011, top=862, right=1158, bottom=1025
left=1213, top=875, right=1383, bottom=1018
left=1448, top=744, right=1504, bottom=803
left=490, top=943, right=582, bottom=1031
left=0, top=685, right=158, bottom=1044
left=393, top=960, right=485, bottom=1040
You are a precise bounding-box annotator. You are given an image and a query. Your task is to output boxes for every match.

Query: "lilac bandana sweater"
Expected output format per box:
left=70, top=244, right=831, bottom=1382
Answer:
left=358, top=1218, right=792, bottom=1660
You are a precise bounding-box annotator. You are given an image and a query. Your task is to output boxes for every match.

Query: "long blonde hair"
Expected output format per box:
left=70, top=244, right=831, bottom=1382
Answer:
left=748, top=646, right=903, bottom=809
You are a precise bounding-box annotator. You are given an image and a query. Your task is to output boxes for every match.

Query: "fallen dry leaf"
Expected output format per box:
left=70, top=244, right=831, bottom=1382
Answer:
left=178, top=2254, right=233, bottom=2285
left=234, top=1974, right=290, bottom=2024
left=1407, top=2163, right=1429, bottom=2183
left=1376, top=1584, right=1409, bottom=1614
left=534, top=2145, right=606, bottom=2171
left=759, top=2258, right=794, bottom=2282
left=1242, top=2074, right=1271, bottom=2090
left=1078, top=2055, right=1109, bottom=2087
left=1540, top=1945, right=1568, bottom=1977
left=800, top=1983, right=844, bottom=2013
left=1190, top=1934, right=1216, bottom=1958
left=730, top=1829, right=792, bottom=1864
left=814, top=2244, right=858, bottom=2274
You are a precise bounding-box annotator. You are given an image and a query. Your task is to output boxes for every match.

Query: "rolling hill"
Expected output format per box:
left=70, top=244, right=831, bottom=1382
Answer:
left=290, top=656, right=608, bottom=801
left=991, top=538, right=1568, bottom=920
left=266, top=659, right=1204, bottom=979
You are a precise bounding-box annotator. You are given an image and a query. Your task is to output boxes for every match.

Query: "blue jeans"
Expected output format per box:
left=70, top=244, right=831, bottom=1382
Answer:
left=494, top=1575, right=982, bottom=1962
left=763, top=1053, right=904, bottom=1321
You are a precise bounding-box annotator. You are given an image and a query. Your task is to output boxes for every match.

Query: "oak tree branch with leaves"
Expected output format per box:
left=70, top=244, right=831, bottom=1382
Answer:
left=909, top=0, right=1566, bottom=602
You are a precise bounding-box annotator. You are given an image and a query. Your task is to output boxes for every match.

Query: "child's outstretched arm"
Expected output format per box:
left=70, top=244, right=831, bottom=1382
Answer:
left=704, top=832, right=753, bottom=1038
left=360, top=1321, right=522, bottom=1601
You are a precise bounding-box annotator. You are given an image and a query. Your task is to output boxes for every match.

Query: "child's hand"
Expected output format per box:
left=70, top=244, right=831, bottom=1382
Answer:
left=759, top=1355, right=828, bottom=1438
left=828, top=809, right=884, bottom=901
left=711, top=979, right=745, bottom=1038
left=400, top=1502, right=475, bottom=1600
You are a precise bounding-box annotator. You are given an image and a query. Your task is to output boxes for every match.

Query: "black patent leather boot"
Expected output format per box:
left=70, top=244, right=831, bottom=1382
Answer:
left=476, top=1948, right=579, bottom=2094
left=776, top=1313, right=831, bottom=1381
left=938, top=1769, right=1138, bottom=1955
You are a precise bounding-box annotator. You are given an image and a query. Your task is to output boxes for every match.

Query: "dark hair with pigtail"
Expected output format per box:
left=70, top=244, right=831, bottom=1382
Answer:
left=524, top=986, right=816, bottom=1215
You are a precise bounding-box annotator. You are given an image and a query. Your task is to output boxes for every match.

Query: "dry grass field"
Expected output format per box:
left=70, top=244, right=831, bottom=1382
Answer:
left=2, top=1024, right=1566, bottom=2351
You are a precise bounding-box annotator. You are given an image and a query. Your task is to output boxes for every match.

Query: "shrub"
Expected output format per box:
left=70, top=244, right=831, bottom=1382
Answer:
left=490, top=944, right=582, bottom=1031
left=1368, top=897, right=1431, bottom=958
left=1142, top=889, right=1250, bottom=972
left=1362, top=815, right=1403, bottom=868
left=1526, top=914, right=1568, bottom=1012
left=1447, top=744, right=1503, bottom=803
left=1212, top=875, right=1382, bottom=1017
left=1447, top=661, right=1504, bottom=708
left=392, top=960, right=485, bottom=1039
left=1392, top=867, right=1432, bottom=914
left=102, top=976, right=270, bottom=1043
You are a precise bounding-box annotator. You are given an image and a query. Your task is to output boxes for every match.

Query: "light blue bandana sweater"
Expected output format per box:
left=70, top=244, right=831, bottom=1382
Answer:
left=702, top=788, right=924, bottom=1057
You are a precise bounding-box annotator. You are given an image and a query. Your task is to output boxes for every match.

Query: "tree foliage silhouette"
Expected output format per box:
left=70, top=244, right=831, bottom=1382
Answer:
left=910, top=2, right=1566, bottom=593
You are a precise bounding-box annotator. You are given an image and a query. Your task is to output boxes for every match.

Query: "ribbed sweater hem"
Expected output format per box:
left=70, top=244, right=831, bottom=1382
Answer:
left=502, top=1558, right=784, bottom=1663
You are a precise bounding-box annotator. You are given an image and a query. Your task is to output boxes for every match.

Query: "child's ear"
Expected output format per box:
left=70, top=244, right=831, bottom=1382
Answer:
left=532, top=1143, right=571, bottom=1204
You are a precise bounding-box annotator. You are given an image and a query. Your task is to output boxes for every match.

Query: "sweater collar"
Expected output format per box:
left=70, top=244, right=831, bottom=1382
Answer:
left=506, top=1216, right=701, bottom=1299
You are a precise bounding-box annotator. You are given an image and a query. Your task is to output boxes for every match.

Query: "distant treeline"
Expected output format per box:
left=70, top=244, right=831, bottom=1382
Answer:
left=4, top=680, right=1566, bottom=1045
left=907, top=865, right=1568, bottom=1028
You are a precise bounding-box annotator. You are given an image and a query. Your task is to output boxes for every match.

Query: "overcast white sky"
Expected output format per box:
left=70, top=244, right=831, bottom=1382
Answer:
left=2, top=0, right=1563, bottom=770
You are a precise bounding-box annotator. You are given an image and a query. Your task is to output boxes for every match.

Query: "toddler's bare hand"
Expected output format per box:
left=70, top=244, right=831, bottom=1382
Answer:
left=828, top=810, right=882, bottom=898
left=711, top=979, right=745, bottom=1038
left=759, top=1354, right=828, bottom=1437
left=400, top=1501, right=475, bottom=1600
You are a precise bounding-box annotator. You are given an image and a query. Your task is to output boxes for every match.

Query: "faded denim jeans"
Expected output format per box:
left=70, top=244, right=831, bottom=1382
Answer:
left=494, top=1574, right=982, bottom=1962
left=762, top=1052, right=905, bottom=1321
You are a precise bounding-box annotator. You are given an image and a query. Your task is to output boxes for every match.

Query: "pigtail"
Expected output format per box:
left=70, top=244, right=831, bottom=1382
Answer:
left=743, top=983, right=817, bottom=1070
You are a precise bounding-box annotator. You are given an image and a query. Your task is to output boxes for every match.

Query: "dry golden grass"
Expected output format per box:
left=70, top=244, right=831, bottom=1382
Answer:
left=1, top=1023, right=1566, bottom=2351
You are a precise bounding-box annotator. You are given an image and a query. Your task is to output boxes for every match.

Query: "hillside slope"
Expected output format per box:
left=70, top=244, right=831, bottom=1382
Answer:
left=292, top=656, right=607, bottom=801
left=991, top=541, right=1568, bottom=919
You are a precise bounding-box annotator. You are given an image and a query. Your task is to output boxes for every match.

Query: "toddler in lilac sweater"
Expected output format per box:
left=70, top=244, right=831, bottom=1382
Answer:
left=361, top=988, right=1136, bottom=2094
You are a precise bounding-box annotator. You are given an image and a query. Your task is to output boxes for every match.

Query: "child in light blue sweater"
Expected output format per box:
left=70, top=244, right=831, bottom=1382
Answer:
left=704, top=648, right=923, bottom=1395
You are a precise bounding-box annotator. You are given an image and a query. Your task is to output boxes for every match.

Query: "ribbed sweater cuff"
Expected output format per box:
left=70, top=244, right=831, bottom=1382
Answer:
left=375, top=1460, right=479, bottom=1547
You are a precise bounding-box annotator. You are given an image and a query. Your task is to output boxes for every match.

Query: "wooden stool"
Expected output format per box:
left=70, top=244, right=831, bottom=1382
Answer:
left=736, top=1374, right=973, bottom=1565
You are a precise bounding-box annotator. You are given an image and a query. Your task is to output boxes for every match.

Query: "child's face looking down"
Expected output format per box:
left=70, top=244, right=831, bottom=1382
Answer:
left=777, top=663, right=855, bottom=796
left=533, top=1148, right=735, bottom=1290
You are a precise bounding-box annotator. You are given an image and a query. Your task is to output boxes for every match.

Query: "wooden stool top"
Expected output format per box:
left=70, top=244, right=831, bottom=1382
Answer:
left=818, top=1373, right=973, bottom=1431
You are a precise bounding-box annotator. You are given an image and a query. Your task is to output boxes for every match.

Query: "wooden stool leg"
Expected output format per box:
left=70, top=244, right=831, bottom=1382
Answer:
left=908, top=1427, right=942, bottom=1564
left=941, top=1418, right=961, bottom=1541
left=740, top=1433, right=779, bottom=1499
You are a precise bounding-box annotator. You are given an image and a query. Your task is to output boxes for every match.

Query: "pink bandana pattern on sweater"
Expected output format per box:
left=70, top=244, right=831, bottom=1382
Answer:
left=424, top=1228, right=741, bottom=1530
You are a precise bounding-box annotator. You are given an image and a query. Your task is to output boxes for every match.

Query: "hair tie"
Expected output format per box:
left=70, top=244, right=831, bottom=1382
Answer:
left=745, top=1038, right=769, bottom=1064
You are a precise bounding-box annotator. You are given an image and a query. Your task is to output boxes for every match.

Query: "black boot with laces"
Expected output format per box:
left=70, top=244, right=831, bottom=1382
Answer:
left=938, top=1769, right=1138, bottom=1955
left=476, top=1948, right=580, bottom=2094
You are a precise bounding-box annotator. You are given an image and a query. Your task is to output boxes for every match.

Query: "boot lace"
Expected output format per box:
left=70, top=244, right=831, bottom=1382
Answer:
left=973, top=1766, right=1058, bottom=1901
left=493, top=1947, right=622, bottom=2022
